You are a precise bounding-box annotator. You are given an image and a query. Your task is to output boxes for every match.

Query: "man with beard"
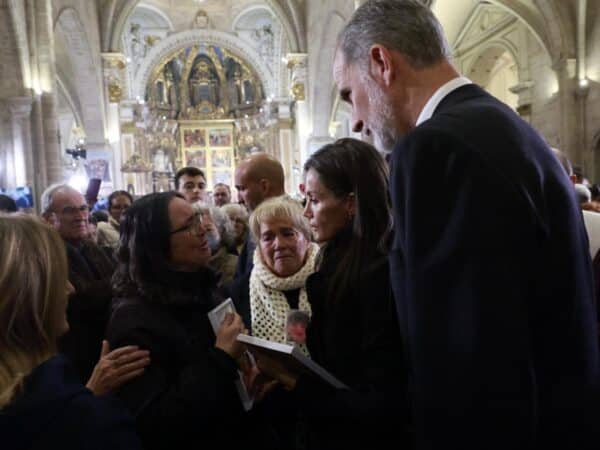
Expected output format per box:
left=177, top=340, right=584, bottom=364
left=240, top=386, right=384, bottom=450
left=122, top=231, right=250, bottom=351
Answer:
left=334, top=1, right=599, bottom=449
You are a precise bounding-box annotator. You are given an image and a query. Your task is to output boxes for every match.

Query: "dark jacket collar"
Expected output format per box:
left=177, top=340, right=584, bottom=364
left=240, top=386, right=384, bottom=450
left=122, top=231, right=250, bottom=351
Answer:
left=432, top=83, right=489, bottom=117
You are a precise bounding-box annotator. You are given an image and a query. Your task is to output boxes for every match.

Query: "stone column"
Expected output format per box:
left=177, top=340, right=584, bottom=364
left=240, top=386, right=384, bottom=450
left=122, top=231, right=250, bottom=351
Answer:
left=286, top=53, right=309, bottom=166
left=7, top=96, right=34, bottom=191
left=553, top=57, right=584, bottom=168
left=102, top=53, right=128, bottom=190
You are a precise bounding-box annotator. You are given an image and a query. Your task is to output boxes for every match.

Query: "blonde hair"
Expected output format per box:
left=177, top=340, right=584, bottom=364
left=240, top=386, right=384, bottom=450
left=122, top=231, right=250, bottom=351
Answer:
left=0, top=214, right=69, bottom=408
left=249, top=196, right=311, bottom=242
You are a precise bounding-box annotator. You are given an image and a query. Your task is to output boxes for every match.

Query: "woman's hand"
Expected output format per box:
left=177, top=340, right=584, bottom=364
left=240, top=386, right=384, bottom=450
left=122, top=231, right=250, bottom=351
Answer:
left=86, top=340, right=150, bottom=396
left=215, top=312, right=246, bottom=359
left=256, top=352, right=298, bottom=391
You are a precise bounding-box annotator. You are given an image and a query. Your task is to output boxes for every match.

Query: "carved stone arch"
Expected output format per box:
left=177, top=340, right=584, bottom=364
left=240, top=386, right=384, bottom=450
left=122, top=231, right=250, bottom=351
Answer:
left=56, top=74, right=84, bottom=129
left=464, top=39, right=521, bottom=82
left=486, top=0, right=556, bottom=62
left=108, top=0, right=301, bottom=53
left=54, top=7, right=106, bottom=143
left=133, top=30, right=276, bottom=100
left=133, top=3, right=174, bottom=31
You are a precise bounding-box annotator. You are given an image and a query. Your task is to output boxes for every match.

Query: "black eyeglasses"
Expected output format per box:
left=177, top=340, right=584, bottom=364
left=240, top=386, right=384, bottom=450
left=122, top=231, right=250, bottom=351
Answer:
left=169, top=212, right=203, bottom=236
left=57, top=204, right=89, bottom=215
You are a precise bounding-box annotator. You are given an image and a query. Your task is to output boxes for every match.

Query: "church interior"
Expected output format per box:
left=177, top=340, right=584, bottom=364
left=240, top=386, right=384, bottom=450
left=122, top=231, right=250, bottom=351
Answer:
left=0, top=0, right=599, bottom=206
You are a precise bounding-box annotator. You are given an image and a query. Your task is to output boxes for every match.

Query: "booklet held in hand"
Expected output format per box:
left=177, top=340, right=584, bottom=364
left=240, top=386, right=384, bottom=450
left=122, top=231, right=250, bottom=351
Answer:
left=237, top=334, right=348, bottom=389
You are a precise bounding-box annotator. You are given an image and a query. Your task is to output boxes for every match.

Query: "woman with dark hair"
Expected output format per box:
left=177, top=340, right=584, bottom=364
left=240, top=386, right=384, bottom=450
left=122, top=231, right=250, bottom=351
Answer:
left=258, top=138, right=407, bottom=449
left=97, top=190, right=133, bottom=248
left=106, top=192, right=251, bottom=450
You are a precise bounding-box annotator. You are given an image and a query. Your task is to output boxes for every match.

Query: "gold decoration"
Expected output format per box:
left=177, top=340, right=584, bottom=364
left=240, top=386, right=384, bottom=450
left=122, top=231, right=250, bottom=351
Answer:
left=120, top=122, right=137, bottom=134
left=108, top=82, right=123, bottom=103
left=291, top=82, right=305, bottom=101
left=121, top=152, right=153, bottom=173
left=145, top=35, right=161, bottom=47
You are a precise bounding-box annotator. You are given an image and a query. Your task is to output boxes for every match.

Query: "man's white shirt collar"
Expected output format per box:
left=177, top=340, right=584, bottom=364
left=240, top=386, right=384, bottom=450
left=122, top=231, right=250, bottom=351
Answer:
left=415, top=76, right=472, bottom=126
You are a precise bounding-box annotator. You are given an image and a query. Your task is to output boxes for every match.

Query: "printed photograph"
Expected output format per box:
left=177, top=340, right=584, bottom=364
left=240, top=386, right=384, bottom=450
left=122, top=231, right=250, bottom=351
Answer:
left=185, top=149, right=206, bottom=168
left=183, top=128, right=206, bottom=147
left=209, top=128, right=232, bottom=147
left=211, top=148, right=232, bottom=168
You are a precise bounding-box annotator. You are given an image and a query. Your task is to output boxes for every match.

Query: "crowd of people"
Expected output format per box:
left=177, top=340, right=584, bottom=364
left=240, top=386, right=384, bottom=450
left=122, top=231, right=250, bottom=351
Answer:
left=2, top=1, right=600, bottom=449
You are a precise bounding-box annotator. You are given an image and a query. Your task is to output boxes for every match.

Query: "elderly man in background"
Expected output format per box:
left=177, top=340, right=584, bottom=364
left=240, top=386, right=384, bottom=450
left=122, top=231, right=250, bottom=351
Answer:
left=212, top=183, right=232, bottom=207
left=335, top=1, right=599, bottom=449
left=41, top=184, right=117, bottom=383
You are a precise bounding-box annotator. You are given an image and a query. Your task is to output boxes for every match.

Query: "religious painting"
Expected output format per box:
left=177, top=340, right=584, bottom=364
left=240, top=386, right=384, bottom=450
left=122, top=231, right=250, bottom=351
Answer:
left=83, top=150, right=111, bottom=182
left=185, top=149, right=207, bottom=168
left=209, top=129, right=232, bottom=147
left=184, top=128, right=206, bottom=147
left=211, top=148, right=232, bottom=168
left=213, top=170, right=232, bottom=187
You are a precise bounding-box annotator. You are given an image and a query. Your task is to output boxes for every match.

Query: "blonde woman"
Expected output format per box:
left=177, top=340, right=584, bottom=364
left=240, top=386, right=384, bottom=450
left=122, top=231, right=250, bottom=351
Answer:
left=231, top=196, right=318, bottom=347
left=0, top=214, right=147, bottom=450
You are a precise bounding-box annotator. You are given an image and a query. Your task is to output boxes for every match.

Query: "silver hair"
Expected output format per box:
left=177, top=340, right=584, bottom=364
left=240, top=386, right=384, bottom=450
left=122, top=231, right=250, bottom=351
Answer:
left=338, top=0, right=451, bottom=70
left=221, top=203, right=249, bottom=222
left=39, top=183, right=72, bottom=216
left=194, top=203, right=236, bottom=248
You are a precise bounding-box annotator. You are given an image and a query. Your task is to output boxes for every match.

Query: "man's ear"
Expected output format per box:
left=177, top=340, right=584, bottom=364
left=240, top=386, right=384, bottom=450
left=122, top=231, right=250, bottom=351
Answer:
left=259, top=178, right=271, bottom=195
left=368, top=44, right=395, bottom=87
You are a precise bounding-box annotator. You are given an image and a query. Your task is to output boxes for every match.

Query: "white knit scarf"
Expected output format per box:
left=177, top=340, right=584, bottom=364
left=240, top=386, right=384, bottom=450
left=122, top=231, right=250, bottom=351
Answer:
left=250, top=242, right=319, bottom=355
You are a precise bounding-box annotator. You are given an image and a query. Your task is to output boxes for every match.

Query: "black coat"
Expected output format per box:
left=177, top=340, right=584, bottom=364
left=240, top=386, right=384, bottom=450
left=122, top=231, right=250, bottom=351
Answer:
left=389, top=83, right=600, bottom=449
left=106, top=270, right=258, bottom=450
left=296, top=235, right=409, bottom=450
left=59, top=240, right=116, bottom=383
left=1, top=355, right=140, bottom=450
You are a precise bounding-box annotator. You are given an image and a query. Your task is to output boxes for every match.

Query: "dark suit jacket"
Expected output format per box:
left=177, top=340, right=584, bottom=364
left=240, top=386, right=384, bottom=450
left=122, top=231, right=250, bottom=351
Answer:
left=388, top=84, right=600, bottom=449
left=59, top=240, right=116, bottom=383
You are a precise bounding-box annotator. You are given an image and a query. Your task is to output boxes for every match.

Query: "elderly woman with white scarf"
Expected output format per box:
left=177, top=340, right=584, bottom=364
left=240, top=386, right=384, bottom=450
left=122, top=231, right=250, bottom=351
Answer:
left=231, top=195, right=318, bottom=351
left=230, top=195, right=318, bottom=448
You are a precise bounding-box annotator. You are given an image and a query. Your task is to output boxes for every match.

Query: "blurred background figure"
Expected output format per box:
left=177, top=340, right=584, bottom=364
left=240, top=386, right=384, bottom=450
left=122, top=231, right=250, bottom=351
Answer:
left=213, top=183, right=231, bottom=207
left=0, top=194, right=18, bottom=213
left=97, top=190, right=133, bottom=248
left=194, top=203, right=238, bottom=286
left=221, top=203, right=249, bottom=255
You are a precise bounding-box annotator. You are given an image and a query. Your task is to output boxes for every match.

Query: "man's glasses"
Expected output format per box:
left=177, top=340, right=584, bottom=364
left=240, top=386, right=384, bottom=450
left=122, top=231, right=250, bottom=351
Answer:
left=57, top=204, right=89, bottom=215
left=170, top=212, right=203, bottom=237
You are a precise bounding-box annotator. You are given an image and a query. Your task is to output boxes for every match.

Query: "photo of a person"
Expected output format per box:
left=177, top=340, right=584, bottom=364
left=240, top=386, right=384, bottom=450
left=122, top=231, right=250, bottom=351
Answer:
left=184, top=129, right=206, bottom=147
left=211, top=149, right=231, bottom=168
left=209, top=129, right=231, bottom=147
left=185, top=149, right=206, bottom=168
left=286, top=310, right=310, bottom=345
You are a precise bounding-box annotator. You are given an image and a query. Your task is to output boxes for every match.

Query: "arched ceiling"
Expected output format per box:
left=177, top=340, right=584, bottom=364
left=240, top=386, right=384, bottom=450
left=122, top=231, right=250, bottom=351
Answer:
left=101, top=0, right=304, bottom=53
left=432, top=0, right=560, bottom=60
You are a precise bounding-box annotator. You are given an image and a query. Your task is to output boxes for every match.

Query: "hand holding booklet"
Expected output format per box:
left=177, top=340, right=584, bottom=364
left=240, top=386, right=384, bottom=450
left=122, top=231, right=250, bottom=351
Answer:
left=237, top=334, right=348, bottom=389
left=207, top=298, right=255, bottom=411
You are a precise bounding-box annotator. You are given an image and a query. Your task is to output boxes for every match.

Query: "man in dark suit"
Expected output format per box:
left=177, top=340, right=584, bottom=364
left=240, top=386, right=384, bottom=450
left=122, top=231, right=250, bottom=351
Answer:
left=334, top=1, right=599, bottom=449
left=233, top=153, right=285, bottom=279
left=41, top=184, right=116, bottom=382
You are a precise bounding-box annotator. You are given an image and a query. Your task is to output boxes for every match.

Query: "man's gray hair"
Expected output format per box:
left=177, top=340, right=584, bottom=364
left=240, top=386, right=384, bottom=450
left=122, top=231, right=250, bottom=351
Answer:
left=40, top=183, right=71, bottom=216
left=194, top=203, right=236, bottom=248
left=339, top=0, right=451, bottom=70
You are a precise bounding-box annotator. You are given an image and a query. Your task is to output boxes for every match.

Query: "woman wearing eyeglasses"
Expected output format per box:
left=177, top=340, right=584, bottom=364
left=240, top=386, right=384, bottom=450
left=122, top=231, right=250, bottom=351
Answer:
left=106, top=192, right=255, bottom=450
left=97, top=190, right=133, bottom=248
